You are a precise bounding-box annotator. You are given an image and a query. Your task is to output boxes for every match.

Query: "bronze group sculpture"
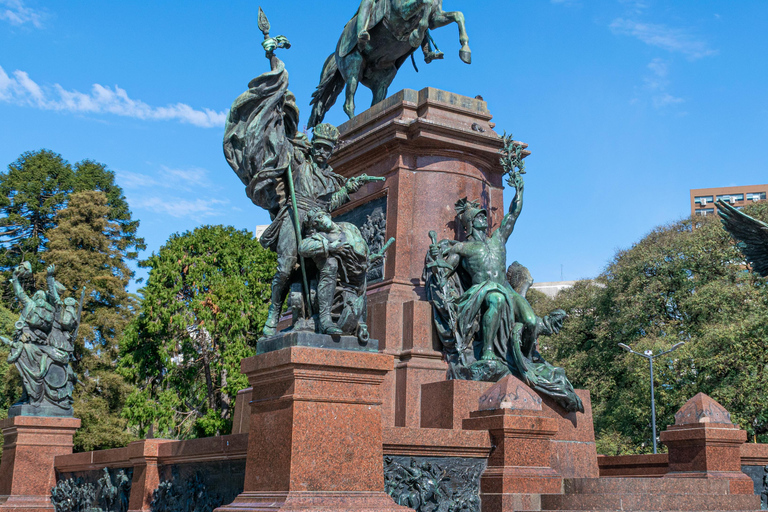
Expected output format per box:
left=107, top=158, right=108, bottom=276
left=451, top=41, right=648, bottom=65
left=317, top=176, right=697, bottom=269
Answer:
left=1, top=262, right=82, bottom=417
left=308, top=0, right=471, bottom=126
left=423, top=137, right=584, bottom=413
left=223, top=9, right=389, bottom=341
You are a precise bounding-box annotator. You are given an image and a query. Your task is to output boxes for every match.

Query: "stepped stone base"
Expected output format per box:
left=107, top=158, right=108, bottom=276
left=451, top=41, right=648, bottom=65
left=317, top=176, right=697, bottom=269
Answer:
left=215, top=491, right=409, bottom=512
left=531, top=477, right=761, bottom=512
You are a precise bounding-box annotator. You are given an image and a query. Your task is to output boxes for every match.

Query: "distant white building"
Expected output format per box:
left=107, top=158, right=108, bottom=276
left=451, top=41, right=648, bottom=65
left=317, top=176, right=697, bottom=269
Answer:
left=255, top=225, right=269, bottom=240
left=531, top=281, right=577, bottom=298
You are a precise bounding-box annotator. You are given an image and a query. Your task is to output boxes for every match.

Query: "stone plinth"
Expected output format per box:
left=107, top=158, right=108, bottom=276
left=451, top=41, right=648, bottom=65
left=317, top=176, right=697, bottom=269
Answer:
left=661, top=393, right=753, bottom=494
left=329, top=88, right=519, bottom=428
left=463, top=376, right=562, bottom=512
left=215, top=344, right=409, bottom=512
left=421, top=374, right=599, bottom=479
left=0, top=415, right=80, bottom=512
left=421, top=379, right=493, bottom=429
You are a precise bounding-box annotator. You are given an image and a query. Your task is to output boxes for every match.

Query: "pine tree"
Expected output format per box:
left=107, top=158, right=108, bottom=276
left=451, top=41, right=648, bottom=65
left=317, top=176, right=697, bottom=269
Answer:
left=45, top=191, right=138, bottom=451
left=0, top=150, right=74, bottom=274
left=0, top=151, right=145, bottom=297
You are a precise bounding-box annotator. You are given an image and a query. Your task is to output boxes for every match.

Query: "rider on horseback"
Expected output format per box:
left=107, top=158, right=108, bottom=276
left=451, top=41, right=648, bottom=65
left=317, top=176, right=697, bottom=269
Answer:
left=354, top=0, right=442, bottom=62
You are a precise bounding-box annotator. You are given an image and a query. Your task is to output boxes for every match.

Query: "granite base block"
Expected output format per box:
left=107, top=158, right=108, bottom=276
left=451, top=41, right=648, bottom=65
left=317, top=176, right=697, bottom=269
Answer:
left=0, top=415, right=80, bottom=512
left=214, top=491, right=410, bottom=512
left=7, top=404, right=73, bottom=419
left=256, top=331, right=378, bottom=354
left=217, top=346, right=408, bottom=512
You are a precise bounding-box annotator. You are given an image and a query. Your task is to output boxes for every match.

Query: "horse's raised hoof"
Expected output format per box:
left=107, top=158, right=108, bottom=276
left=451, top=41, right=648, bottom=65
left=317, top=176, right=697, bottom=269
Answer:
left=460, top=46, right=472, bottom=64
left=424, top=51, right=444, bottom=64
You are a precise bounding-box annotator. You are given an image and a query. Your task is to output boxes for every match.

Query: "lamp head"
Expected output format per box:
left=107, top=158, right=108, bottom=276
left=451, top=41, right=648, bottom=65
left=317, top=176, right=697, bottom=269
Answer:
left=618, top=343, right=631, bottom=352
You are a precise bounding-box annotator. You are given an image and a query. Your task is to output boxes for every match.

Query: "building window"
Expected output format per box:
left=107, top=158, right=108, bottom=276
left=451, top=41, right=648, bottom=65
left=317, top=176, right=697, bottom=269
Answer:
left=746, top=192, right=766, bottom=202
left=695, top=208, right=714, bottom=216
left=694, top=196, right=714, bottom=206
left=716, top=193, right=744, bottom=203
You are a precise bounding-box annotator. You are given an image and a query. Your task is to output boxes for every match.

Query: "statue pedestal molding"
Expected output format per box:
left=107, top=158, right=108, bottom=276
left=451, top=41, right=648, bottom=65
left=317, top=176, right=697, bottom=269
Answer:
left=215, top=341, right=409, bottom=512
left=463, top=376, right=562, bottom=512
left=0, top=415, right=80, bottom=512
left=661, top=392, right=754, bottom=495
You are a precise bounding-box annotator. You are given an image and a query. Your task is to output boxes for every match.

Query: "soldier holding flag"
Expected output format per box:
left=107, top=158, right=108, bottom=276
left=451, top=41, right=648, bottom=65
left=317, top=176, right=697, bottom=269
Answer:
left=223, top=9, right=381, bottom=337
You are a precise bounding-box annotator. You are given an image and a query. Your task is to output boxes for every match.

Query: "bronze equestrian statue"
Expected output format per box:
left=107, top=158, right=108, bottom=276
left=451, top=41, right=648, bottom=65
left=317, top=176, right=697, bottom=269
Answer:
left=308, top=0, right=471, bottom=127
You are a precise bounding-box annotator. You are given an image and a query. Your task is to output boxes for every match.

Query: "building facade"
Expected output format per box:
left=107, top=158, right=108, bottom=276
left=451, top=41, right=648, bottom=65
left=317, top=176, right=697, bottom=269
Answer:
left=690, top=184, right=768, bottom=217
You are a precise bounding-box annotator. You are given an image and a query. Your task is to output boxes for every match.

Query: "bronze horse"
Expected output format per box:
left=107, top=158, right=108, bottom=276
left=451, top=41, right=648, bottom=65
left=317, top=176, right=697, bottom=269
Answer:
left=308, top=0, right=470, bottom=127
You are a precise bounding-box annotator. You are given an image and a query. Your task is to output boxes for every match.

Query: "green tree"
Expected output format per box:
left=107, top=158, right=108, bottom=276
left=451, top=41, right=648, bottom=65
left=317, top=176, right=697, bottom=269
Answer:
left=0, top=150, right=145, bottom=280
left=541, top=204, right=768, bottom=454
left=44, top=191, right=138, bottom=451
left=120, top=225, right=275, bottom=439
left=0, top=150, right=74, bottom=274
left=0, top=299, right=19, bottom=460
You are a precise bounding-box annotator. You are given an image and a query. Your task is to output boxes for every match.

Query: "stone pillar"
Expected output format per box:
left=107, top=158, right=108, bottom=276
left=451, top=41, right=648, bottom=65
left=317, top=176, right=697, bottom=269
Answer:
left=329, top=88, right=521, bottom=428
left=661, top=392, right=754, bottom=494
left=462, top=376, right=561, bottom=512
left=126, top=439, right=175, bottom=512
left=215, top=341, right=409, bottom=512
left=0, top=416, right=80, bottom=512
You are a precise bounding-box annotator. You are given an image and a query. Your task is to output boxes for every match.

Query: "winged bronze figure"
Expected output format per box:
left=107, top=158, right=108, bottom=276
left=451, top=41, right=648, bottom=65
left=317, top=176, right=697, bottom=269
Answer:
left=716, top=199, right=768, bottom=277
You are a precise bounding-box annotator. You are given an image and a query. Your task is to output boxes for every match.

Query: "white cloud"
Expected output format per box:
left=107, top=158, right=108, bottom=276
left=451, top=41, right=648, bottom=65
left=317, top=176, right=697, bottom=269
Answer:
left=116, top=170, right=160, bottom=189
left=652, top=92, right=684, bottom=108
left=159, top=166, right=212, bottom=188
left=634, top=58, right=684, bottom=109
left=610, top=18, right=717, bottom=59
left=0, top=64, right=226, bottom=128
left=131, top=196, right=229, bottom=219
left=0, top=0, right=43, bottom=28
left=117, top=166, right=215, bottom=192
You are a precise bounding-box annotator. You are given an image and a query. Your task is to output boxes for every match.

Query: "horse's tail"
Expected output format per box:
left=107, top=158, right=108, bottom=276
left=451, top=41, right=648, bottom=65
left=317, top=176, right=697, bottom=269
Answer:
left=308, top=53, right=345, bottom=128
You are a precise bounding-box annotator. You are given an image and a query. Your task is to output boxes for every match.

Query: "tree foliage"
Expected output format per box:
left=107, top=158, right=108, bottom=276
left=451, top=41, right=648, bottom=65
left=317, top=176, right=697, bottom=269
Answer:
left=0, top=300, right=19, bottom=459
left=120, top=225, right=275, bottom=439
left=536, top=204, right=768, bottom=454
left=44, top=191, right=138, bottom=451
left=0, top=150, right=145, bottom=453
left=0, top=150, right=144, bottom=279
left=0, top=150, right=73, bottom=273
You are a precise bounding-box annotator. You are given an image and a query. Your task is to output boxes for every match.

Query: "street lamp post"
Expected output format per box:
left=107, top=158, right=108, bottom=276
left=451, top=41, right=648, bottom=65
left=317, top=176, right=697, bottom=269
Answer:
left=618, top=341, right=685, bottom=454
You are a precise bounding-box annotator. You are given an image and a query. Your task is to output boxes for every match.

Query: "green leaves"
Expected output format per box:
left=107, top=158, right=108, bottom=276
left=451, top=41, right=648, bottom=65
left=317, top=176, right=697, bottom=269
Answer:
left=0, top=150, right=145, bottom=453
left=539, top=203, right=768, bottom=452
left=120, top=225, right=275, bottom=439
left=0, top=150, right=144, bottom=277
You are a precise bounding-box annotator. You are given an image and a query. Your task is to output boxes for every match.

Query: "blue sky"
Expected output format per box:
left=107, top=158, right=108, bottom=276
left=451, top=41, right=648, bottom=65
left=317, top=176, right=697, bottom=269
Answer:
left=2, top=0, right=767, bottom=289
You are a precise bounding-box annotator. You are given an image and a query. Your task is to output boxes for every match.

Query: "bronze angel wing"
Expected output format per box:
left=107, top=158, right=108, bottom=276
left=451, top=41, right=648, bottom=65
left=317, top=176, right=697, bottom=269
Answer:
left=716, top=199, right=768, bottom=277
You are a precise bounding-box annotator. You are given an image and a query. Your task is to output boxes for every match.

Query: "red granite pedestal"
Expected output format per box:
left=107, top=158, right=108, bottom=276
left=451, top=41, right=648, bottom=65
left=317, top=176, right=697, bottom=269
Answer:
left=463, top=376, right=562, bottom=512
left=214, top=346, right=409, bottom=512
left=126, top=439, right=176, bottom=512
left=661, top=392, right=754, bottom=495
left=0, top=415, right=81, bottom=512
left=329, top=88, right=527, bottom=428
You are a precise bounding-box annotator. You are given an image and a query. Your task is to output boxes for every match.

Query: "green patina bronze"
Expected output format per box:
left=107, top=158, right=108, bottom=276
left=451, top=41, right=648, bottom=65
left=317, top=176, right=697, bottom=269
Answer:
left=1, top=262, right=82, bottom=417
left=716, top=199, right=768, bottom=277
left=223, top=8, right=388, bottom=341
left=308, top=0, right=471, bottom=126
left=423, top=137, right=584, bottom=413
